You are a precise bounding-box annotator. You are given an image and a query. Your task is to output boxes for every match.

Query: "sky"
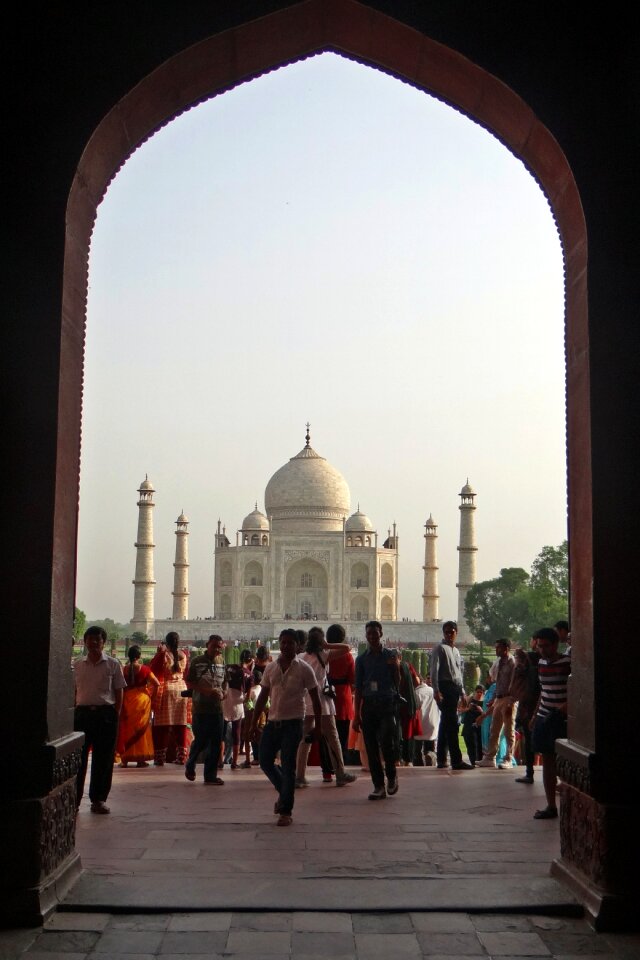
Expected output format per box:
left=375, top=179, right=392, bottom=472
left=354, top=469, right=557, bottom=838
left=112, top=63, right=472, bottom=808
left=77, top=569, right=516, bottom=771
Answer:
left=77, top=52, right=567, bottom=625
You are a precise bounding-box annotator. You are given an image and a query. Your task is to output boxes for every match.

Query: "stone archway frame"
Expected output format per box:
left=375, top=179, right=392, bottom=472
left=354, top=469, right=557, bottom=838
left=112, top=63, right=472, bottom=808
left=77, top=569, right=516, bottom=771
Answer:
left=61, top=0, right=591, bottom=919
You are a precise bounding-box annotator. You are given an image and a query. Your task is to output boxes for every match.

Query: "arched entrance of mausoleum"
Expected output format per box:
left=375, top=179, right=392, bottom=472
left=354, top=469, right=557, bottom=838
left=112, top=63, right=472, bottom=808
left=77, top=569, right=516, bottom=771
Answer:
left=11, top=0, right=633, bottom=933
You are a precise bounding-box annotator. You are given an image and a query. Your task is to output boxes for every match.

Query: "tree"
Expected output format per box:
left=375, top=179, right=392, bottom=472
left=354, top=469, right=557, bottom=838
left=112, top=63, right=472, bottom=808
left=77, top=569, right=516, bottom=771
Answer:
left=73, top=607, right=87, bottom=640
left=464, top=542, right=568, bottom=646
left=464, top=567, right=529, bottom=646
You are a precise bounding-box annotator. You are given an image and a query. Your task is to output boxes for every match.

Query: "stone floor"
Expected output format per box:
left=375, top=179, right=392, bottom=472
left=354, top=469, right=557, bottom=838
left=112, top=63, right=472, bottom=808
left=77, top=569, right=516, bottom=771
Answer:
left=2, top=762, right=639, bottom=958
left=3, top=910, right=639, bottom=960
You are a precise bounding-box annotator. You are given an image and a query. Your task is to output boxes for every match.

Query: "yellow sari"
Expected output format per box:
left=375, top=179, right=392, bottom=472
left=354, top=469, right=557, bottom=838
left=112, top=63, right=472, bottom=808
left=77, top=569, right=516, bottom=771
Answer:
left=117, top=664, right=157, bottom=763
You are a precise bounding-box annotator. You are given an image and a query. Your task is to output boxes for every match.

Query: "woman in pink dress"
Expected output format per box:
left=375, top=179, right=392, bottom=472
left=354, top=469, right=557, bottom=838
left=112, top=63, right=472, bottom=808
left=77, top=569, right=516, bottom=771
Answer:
left=150, top=632, right=189, bottom=765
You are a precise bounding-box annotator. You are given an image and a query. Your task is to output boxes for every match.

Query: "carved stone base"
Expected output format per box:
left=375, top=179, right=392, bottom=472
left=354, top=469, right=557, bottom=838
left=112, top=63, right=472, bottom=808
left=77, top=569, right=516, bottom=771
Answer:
left=0, top=734, right=84, bottom=927
left=552, top=779, right=639, bottom=931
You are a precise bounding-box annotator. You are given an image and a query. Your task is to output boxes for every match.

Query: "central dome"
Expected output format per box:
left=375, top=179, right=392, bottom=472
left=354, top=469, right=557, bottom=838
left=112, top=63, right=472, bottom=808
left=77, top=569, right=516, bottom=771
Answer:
left=265, top=435, right=350, bottom=533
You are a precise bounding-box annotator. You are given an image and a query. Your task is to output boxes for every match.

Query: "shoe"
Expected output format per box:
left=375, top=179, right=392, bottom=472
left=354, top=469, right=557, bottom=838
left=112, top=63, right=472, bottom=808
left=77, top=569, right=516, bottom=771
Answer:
left=368, top=786, right=387, bottom=800
left=184, top=767, right=196, bottom=782
left=295, top=777, right=308, bottom=788
left=274, top=800, right=282, bottom=815
left=387, top=779, right=399, bottom=795
left=451, top=761, right=474, bottom=770
left=336, top=773, right=357, bottom=786
left=277, top=814, right=293, bottom=826
left=136, top=761, right=149, bottom=768
left=498, top=759, right=513, bottom=770
left=436, top=763, right=449, bottom=769
left=475, top=758, right=497, bottom=768
left=322, top=773, right=334, bottom=783
left=534, top=806, right=558, bottom=819
left=516, top=775, right=534, bottom=784
left=230, top=762, right=238, bottom=770
left=204, top=777, right=225, bottom=785
left=119, top=761, right=128, bottom=768
left=90, top=801, right=110, bottom=815
left=242, top=760, right=252, bottom=769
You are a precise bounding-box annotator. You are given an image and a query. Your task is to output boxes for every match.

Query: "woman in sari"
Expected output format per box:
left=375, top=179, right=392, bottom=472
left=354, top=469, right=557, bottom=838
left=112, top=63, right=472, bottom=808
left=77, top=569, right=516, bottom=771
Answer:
left=150, top=631, right=189, bottom=765
left=117, top=645, right=159, bottom=767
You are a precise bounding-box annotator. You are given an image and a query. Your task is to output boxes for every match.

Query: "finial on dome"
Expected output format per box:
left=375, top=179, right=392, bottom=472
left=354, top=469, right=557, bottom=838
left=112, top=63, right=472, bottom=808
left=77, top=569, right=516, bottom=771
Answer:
left=255, top=501, right=258, bottom=510
left=305, top=422, right=311, bottom=447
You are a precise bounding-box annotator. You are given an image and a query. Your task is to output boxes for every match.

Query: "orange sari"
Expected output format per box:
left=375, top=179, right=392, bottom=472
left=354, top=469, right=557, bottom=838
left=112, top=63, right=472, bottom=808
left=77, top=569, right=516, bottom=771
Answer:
left=117, top=664, right=157, bottom=763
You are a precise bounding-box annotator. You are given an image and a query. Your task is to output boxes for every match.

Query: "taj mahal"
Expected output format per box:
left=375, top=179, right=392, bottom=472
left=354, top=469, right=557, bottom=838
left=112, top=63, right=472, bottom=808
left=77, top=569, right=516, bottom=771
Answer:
left=131, top=428, right=478, bottom=645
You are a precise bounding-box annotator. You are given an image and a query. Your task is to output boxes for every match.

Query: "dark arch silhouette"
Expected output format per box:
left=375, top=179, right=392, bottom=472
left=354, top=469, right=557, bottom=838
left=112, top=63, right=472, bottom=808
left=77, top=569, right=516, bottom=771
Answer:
left=8, top=0, right=636, bottom=931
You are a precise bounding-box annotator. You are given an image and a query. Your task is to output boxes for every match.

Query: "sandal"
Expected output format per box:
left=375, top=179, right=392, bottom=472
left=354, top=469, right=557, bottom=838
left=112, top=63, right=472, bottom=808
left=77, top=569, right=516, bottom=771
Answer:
left=533, top=806, right=558, bottom=819
left=277, top=814, right=293, bottom=826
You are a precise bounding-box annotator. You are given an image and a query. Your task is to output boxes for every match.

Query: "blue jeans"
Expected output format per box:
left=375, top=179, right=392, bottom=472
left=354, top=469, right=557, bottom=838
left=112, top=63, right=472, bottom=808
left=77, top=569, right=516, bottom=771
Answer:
left=186, top=711, right=224, bottom=782
left=259, top=719, right=303, bottom=815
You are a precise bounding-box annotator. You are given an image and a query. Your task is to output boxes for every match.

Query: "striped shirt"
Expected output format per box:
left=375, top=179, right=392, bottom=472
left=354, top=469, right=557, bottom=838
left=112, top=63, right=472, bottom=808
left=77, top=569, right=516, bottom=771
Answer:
left=537, top=655, right=571, bottom=717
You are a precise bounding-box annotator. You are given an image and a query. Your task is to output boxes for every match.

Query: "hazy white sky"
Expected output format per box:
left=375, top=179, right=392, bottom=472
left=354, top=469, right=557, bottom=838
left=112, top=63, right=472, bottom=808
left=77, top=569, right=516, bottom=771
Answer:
left=77, top=52, right=566, bottom=625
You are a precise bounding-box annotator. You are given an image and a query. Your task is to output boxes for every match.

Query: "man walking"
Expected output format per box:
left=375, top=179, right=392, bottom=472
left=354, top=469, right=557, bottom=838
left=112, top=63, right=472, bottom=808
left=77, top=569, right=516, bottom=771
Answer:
left=185, top=635, right=227, bottom=785
left=476, top=639, right=516, bottom=769
left=352, top=620, right=400, bottom=799
left=74, top=625, right=126, bottom=814
left=249, top=629, right=322, bottom=826
left=430, top=621, right=472, bottom=770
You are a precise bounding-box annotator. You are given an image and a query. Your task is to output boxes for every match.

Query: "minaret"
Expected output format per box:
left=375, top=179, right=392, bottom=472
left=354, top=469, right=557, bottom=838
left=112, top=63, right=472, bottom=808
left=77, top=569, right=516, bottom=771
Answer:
left=172, top=511, right=189, bottom=620
left=131, top=476, right=156, bottom=634
left=456, top=480, right=477, bottom=640
left=422, top=515, right=439, bottom=621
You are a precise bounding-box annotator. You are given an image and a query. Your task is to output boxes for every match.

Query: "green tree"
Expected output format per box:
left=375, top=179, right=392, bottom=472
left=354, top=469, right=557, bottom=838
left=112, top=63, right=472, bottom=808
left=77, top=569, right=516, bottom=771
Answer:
left=464, top=542, right=568, bottom=646
left=73, top=607, right=87, bottom=640
left=464, top=567, right=529, bottom=646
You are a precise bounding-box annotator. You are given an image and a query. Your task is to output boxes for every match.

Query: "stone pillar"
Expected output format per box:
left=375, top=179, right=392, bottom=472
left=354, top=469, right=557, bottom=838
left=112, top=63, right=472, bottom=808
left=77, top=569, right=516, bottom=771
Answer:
left=422, top=515, right=439, bottom=621
left=171, top=512, right=189, bottom=620
left=549, top=234, right=639, bottom=929
left=456, top=482, right=477, bottom=639
left=131, top=477, right=156, bottom=634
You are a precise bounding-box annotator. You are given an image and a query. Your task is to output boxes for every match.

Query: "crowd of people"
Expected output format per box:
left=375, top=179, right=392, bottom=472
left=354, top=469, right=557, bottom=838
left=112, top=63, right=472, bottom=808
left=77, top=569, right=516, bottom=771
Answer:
left=72, top=617, right=570, bottom=825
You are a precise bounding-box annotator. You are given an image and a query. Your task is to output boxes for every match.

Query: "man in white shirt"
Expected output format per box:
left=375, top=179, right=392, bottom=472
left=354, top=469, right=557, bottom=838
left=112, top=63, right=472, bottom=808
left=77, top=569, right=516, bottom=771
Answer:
left=73, top=625, right=126, bottom=814
left=249, top=629, right=322, bottom=826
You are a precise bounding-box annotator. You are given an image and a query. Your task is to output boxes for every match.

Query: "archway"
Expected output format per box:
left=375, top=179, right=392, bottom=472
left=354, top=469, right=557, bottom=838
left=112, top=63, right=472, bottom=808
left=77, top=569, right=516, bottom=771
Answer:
left=12, top=0, right=623, bottom=931
left=285, top=558, right=328, bottom=619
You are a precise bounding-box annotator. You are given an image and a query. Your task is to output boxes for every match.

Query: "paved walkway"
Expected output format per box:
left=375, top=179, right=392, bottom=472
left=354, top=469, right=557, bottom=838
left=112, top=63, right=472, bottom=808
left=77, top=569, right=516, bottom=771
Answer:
left=67, top=762, right=568, bottom=911
left=2, top=763, right=639, bottom=958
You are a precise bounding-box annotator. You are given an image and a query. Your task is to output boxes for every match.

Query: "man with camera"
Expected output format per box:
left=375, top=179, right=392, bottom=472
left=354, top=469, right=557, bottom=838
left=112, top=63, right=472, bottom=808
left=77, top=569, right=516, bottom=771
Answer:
left=184, top=635, right=227, bottom=785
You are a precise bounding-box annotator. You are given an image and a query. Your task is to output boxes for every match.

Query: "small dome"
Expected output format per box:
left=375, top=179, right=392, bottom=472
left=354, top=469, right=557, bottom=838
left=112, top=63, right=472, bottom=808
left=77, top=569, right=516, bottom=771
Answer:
left=242, top=506, right=270, bottom=531
left=460, top=481, right=475, bottom=496
left=176, top=512, right=188, bottom=523
left=139, top=476, right=154, bottom=491
left=345, top=509, right=373, bottom=532
left=425, top=514, right=437, bottom=527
